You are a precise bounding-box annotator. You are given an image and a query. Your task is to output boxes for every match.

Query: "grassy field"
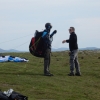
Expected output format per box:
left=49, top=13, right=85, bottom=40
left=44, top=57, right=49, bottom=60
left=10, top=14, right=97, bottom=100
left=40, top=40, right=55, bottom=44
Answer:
left=0, top=51, right=100, bottom=100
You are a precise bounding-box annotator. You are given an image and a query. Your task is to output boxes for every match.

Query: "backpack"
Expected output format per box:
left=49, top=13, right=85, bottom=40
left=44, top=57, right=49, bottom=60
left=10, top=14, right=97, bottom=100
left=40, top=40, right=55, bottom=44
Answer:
left=9, top=91, right=28, bottom=100
left=29, top=30, right=45, bottom=58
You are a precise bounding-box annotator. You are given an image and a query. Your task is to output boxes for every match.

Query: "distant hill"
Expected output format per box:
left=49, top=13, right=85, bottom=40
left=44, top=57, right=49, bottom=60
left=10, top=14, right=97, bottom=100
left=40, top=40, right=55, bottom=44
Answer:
left=52, top=47, right=100, bottom=52
left=0, top=47, right=100, bottom=53
left=52, top=48, right=68, bottom=52
left=7, top=49, right=21, bottom=53
left=0, top=48, right=21, bottom=53
left=0, top=48, right=7, bottom=53
left=79, top=47, right=100, bottom=50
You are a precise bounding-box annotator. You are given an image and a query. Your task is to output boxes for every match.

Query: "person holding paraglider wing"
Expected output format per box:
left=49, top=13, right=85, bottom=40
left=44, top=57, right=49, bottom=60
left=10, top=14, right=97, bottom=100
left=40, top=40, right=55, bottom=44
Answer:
left=29, top=23, right=57, bottom=76
left=62, top=27, right=81, bottom=76
left=42, top=23, right=57, bottom=76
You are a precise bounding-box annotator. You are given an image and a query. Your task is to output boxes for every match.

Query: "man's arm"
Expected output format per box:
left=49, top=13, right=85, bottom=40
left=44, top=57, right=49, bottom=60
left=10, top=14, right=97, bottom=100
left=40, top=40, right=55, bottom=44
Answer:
left=65, top=34, right=77, bottom=43
left=66, top=40, right=70, bottom=43
left=62, top=39, right=70, bottom=43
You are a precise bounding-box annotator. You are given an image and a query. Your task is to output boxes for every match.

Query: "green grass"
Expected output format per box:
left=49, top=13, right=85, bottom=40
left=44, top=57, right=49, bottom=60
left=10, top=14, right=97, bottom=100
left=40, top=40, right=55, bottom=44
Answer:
left=0, top=51, right=100, bottom=100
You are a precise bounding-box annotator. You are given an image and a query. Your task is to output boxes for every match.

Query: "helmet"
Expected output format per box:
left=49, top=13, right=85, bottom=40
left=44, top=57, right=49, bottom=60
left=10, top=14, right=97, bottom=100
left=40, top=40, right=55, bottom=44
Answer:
left=45, top=23, right=52, bottom=29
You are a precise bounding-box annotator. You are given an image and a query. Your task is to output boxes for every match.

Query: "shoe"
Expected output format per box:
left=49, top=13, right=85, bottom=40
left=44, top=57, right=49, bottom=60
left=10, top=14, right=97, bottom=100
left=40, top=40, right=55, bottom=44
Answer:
left=68, top=73, right=75, bottom=76
left=75, top=73, right=81, bottom=76
left=44, top=73, right=54, bottom=76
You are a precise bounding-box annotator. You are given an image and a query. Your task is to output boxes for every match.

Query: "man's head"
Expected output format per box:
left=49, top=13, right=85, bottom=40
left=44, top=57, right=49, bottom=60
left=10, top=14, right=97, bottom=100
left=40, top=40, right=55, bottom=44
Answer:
left=69, top=27, right=75, bottom=34
left=45, top=23, right=52, bottom=30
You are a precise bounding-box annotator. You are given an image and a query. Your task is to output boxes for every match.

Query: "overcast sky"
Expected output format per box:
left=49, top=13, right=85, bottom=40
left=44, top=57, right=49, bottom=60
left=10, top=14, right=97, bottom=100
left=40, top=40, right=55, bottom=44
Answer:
left=0, top=0, right=100, bottom=51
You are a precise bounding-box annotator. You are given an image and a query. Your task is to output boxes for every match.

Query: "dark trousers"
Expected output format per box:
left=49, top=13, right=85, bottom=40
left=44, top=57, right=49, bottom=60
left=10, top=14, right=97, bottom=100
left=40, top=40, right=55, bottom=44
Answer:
left=44, top=49, right=51, bottom=74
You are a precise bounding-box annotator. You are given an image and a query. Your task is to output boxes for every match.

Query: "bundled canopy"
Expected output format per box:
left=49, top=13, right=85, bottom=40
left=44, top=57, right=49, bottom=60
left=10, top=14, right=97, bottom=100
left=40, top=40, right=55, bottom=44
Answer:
left=29, top=30, right=45, bottom=57
left=0, top=56, right=29, bottom=62
left=29, top=30, right=56, bottom=58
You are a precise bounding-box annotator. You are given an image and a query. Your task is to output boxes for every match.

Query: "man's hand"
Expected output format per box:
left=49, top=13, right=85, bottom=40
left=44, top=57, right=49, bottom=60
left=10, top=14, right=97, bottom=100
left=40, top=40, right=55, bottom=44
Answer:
left=53, top=30, right=57, bottom=34
left=62, top=40, right=66, bottom=43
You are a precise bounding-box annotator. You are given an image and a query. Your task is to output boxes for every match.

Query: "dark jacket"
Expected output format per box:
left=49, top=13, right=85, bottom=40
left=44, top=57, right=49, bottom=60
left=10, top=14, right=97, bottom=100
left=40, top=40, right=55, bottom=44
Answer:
left=66, top=32, right=78, bottom=51
left=42, top=29, right=55, bottom=49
